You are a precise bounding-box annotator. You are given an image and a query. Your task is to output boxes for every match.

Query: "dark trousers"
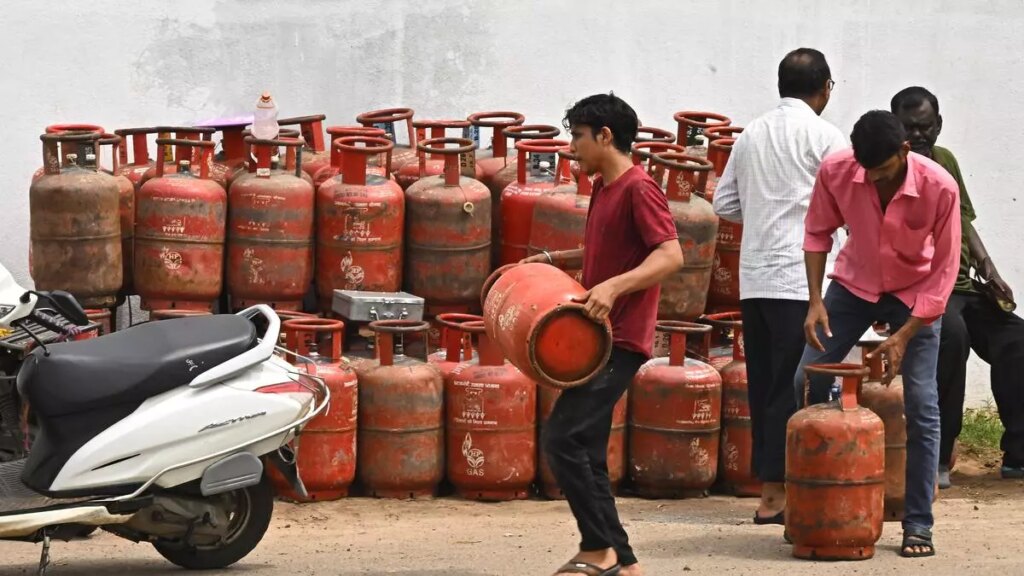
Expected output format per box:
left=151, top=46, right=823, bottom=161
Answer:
left=938, top=292, right=1024, bottom=466
left=543, top=347, right=646, bottom=567
left=740, top=298, right=807, bottom=483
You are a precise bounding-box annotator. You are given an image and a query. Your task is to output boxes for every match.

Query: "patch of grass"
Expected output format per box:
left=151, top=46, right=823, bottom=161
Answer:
left=959, top=406, right=1004, bottom=459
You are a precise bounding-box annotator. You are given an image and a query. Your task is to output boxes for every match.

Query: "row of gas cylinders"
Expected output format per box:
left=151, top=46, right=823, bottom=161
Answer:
left=28, top=109, right=743, bottom=326
left=263, top=311, right=760, bottom=503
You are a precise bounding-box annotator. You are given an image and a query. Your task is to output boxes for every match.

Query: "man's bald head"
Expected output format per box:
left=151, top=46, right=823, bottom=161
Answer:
left=778, top=48, right=832, bottom=99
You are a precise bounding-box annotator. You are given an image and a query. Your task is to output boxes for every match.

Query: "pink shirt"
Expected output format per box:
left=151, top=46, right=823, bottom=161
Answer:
left=803, top=148, right=961, bottom=321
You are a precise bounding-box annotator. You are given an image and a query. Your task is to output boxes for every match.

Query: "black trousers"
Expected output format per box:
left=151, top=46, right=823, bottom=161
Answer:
left=938, top=292, right=1024, bottom=466
left=543, top=346, right=646, bottom=567
left=740, top=298, right=807, bottom=483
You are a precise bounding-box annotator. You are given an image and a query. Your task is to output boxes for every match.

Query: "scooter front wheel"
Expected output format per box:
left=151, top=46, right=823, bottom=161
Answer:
left=153, top=474, right=274, bottom=570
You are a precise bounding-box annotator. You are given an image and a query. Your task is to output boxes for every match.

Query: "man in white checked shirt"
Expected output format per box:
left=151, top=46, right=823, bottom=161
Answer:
left=712, top=48, right=845, bottom=530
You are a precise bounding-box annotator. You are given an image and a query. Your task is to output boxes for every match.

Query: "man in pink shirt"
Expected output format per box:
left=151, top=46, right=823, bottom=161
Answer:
left=795, top=110, right=961, bottom=558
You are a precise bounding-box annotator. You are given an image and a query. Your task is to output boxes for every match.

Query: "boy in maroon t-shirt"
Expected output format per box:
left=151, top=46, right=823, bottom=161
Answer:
left=521, top=93, right=682, bottom=576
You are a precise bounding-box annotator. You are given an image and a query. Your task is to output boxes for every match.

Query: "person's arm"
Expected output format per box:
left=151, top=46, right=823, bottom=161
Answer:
left=802, top=163, right=844, bottom=351
left=967, top=223, right=1014, bottom=301
left=520, top=247, right=584, bottom=269
left=712, top=137, right=743, bottom=223
left=867, top=180, right=961, bottom=383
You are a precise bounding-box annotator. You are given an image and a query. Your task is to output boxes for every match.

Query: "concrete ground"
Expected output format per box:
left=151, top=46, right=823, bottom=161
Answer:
left=0, top=458, right=1020, bottom=576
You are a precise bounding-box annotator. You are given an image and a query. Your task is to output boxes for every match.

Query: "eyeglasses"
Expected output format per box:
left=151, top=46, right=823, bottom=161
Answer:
left=827, top=79, right=836, bottom=91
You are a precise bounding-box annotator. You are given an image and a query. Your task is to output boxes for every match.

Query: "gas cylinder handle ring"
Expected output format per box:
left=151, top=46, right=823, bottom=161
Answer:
left=650, top=151, right=713, bottom=173
left=153, top=125, right=217, bottom=137
left=635, top=126, right=676, bottom=144
left=705, top=126, right=745, bottom=139
left=467, top=111, right=526, bottom=128
left=39, top=131, right=102, bottom=144
left=356, top=108, right=415, bottom=124
left=655, top=320, right=713, bottom=335
left=632, top=142, right=687, bottom=163
left=479, top=263, right=520, bottom=309
left=368, top=319, right=432, bottom=334
left=45, top=123, right=105, bottom=134
left=804, top=363, right=870, bottom=378
left=154, top=138, right=215, bottom=149
left=672, top=111, right=732, bottom=126
left=114, top=126, right=162, bottom=137
left=334, top=136, right=394, bottom=155
left=244, top=135, right=306, bottom=148
left=282, top=318, right=345, bottom=333
left=413, top=119, right=472, bottom=129
left=701, top=311, right=742, bottom=329
left=709, top=138, right=736, bottom=153
left=327, top=125, right=386, bottom=138
left=96, top=133, right=122, bottom=146
left=515, top=138, right=570, bottom=155
left=435, top=313, right=484, bottom=331
left=277, top=114, right=327, bottom=125
left=416, top=137, right=477, bottom=156
left=459, top=320, right=487, bottom=334
left=503, top=124, right=561, bottom=140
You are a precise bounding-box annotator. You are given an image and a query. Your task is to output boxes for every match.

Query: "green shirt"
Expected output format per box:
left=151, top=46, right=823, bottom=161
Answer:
left=930, top=146, right=976, bottom=293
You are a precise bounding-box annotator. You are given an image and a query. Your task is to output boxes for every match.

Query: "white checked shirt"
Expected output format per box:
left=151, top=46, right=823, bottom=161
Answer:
left=713, top=98, right=847, bottom=301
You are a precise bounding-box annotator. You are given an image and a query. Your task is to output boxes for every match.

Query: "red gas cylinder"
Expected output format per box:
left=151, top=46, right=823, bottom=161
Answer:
left=674, top=111, right=732, bottom=156
left=97, top=133, right=135, bottom=299
left=149, top=309, right=212, bottom=321
left=354, top=320, right=444, bottom=498
left=313, top=126, right=389, bottom=188
left=227, top=136, right=315, bottom=311
left=316, top=136, right=404, bottom=311
left=396, top=120, right=483, bottom=190
left=527, top=150, right=592, bottom=282
left=498, top=138, right=570, bottom=266
left=271, top=318, right=358, bottom=501
left=277, top=115, right=329, bottom=178
left=703, top=312, right=760, bottom=496
left=428, top=313, right=481, bottom=379
left=30, top=124, right=105, bottom=182
left=488, top=125, right=562, bottom=197
left=649, top=152, right=719, bottom=321
left=198, top=120, right=250, bottom=189
left=630, top=321, right=722, bottom=497
left=537, top=386, right=627, bottom=499
left=30, top=131, right=123, bottom=309
left=480, top=263, right=612, bottom=389
left=706, top=138, right=742, bottom=309
left=138, top=126, right=219, bottom=188
left=134, top=138, right=225, bottom=312
left=705, top=127, right=743, bottom=172
left=113, top=127, right=159, bottom=191
left=404, top=138, right=492, bottom=314
left=858, top=336, right=907, bottom=521
left=356, top=107, right=417, bottom=175
left=631, top=141, right=686, bottom=189
left=466, top=111, right=526, bottom=189
left=445, top=320, right=537, bottom=501
left=788, top=363, right=884, bottom=560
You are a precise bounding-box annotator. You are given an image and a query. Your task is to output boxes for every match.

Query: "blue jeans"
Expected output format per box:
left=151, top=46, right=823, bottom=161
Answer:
left=792, top=282, right=941, bottom=534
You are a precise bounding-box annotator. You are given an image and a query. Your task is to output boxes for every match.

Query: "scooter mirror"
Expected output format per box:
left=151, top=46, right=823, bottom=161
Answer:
left=48, top=290, right=89, bottom=326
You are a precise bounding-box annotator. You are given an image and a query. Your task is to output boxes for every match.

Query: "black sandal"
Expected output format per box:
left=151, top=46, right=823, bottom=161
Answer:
left=900, top=529, right=936, bottom=558
left=753, top=510, right=785, bottom=525
left=553, top=561, right=622, bottom=575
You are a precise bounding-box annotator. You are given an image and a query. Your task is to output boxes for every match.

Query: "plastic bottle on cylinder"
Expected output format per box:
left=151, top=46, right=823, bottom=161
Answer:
left=253, top=92, right=279, bottom=140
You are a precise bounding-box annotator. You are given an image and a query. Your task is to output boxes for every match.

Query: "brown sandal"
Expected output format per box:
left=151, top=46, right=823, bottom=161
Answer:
left=553, top=561, right=622, bottom=575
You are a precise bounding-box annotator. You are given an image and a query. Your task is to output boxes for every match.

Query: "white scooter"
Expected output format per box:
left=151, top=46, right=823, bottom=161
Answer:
left=0, top=263, right=328, bottom=574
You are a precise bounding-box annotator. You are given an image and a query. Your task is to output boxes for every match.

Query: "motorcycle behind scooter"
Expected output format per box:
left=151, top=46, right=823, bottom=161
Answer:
left=0, top=262, right=329, bottom=574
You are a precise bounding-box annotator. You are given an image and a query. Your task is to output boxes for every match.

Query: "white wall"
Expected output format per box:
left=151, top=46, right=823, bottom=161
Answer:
left=3, top=0, right=1019, bottom=406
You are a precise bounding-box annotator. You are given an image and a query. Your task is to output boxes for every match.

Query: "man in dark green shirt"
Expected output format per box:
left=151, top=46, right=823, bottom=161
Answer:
left=892, top=87, right=1024, bottom=487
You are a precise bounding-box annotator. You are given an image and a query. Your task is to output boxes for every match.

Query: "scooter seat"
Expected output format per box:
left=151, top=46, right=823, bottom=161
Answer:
left=18, top=315, right=258, bottom=418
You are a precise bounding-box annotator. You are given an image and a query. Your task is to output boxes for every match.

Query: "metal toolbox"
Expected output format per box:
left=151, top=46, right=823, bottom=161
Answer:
left=331, top=290, right=425, bottom=322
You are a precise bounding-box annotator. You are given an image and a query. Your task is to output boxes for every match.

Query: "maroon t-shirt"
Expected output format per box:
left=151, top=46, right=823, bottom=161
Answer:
left=582, top=165, right=678, bottom=358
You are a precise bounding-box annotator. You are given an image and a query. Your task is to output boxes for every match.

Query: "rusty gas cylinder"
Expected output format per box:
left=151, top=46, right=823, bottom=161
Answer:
left=397, top=120, right=483, bottom=190
left=134, top=138, right=225, bottom=312
left=277, top=115, right=329, bottom=178
left=313, top=126, right=389, bottom=188
left=630, top=321, right=722, bottom=497
left=113, top=127, right=160, bottom=191
left=269, top=317, right=358, bottom=501
left=527, top=150, right=592, bottom=282
left=858, top=332, right=907, bottom=521
left=227, top=136, right=314, bottom=311
left=649, top=152, right=719, bottom=321
left=631, top=141, right=687, bottom=189
left=787, top=363, right=884, bottom=561
left=674, top=111, right=732, bottom=156
left=466, top=111, right=526, bottom=190
left=498, top=138, right=570, bottom=266
left=404, top=137, right=492, bottom=313
left=197, top=120, right=250, bottom=188
left=316, top=136, right=405, bottom=311
left=97, top=133, right=135, bottom=299
left=704, top=312, right=760, bottom=496
left=139, top=126, right=218, bottom=188
left=480, top=263, right=612, bottom=389
left=30, top=131, right=123, bottom=309
left=356, top=107, right=417, bottom=175
left=706, top=138, right=742, bottom=309
left=428, top=313, right=481, bottom=380
left=537, top=385, right=627, bottom=499
left=445, top=320, right=537, bottom=501
left=354, top=320, right=444, bottom=499
left=30, top=124, right=105, bottom=182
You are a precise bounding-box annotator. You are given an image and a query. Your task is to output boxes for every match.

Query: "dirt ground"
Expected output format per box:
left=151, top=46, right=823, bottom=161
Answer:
left=0, top=456, right=1021, bottom=576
